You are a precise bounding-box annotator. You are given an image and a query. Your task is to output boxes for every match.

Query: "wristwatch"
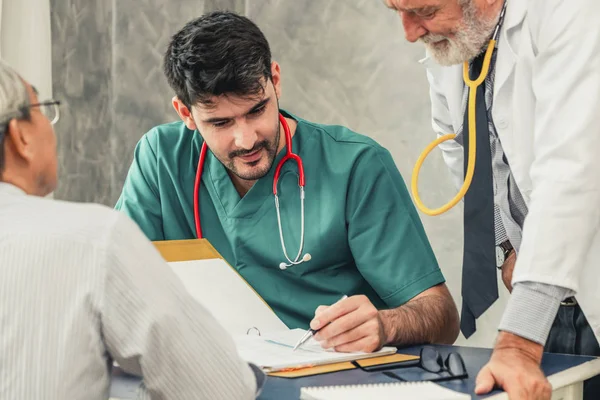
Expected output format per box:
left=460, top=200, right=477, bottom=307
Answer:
left=495, top=240, right=514, bottom=269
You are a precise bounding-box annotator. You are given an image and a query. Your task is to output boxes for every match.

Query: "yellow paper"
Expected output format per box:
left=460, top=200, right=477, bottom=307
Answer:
left=267, top=353, right=419, bottom=378
left=354, top=353, right=419, bottom=367
left=153, top=238, right=222, bottom=261
left=267, top=362, right=356, bottom=378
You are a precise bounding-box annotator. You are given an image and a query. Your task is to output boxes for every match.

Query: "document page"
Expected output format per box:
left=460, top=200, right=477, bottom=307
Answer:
left=169, top=259, right=288, bottom=336
left=235, top=329, right=397, bottom=371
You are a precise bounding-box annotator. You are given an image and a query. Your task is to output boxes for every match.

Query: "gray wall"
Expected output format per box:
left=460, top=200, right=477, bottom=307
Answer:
left=51, top=0, right=243, bottom=204
left=50, top=0, right=509, bottom=347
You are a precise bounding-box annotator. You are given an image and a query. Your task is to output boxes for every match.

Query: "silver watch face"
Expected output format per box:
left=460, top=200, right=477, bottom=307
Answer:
left=495, top=246, right=505, bottom=267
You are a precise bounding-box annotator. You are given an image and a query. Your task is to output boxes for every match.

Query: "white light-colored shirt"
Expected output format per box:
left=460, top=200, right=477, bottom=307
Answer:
left=0, top=182, right=260, bottom=399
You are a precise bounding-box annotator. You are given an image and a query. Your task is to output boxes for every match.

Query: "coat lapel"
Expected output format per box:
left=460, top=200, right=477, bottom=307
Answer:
left=419, top=54, right=464, bottom=132
left=492, top=1, right=527, bottom=107
left=490, top=1, right=532, bottom=198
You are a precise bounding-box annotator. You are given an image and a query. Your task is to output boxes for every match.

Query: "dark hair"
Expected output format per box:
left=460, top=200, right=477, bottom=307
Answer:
left=163, top=11, right=273, bottom=108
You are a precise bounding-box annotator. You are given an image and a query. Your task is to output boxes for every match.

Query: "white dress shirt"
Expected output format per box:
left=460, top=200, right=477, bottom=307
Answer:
left=0, top=182, right=260, bottom=399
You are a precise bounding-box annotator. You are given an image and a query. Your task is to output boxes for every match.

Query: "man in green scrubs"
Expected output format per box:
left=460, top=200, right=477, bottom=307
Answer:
left=116, top=11, right=459, bottom=353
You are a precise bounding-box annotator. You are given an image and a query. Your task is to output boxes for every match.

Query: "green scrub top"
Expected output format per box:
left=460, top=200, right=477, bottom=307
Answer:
left=115, top=109, right=445, bottom=329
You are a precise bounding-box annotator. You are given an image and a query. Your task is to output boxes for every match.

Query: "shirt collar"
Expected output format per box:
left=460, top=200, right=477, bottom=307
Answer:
left=0, top=182, right=27, bottom=197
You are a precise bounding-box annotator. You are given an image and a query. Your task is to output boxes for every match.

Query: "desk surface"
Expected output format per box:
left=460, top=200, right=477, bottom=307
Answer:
left=110, top=344, right=600, bottom=399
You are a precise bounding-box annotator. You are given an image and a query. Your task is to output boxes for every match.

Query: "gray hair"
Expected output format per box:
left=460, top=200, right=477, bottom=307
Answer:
left=0, top=60, right=30, bottom=175
left=0, top=60, right=30, bottom=124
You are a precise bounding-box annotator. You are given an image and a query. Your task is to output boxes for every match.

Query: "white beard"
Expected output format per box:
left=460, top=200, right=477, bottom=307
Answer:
left=421, top=1, right=501, bottom=66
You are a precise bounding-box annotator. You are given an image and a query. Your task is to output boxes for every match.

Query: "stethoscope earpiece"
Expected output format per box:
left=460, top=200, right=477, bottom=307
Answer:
left=302, top=253, right=311, bottom=262
left=279, top=262, right=288, bottom=271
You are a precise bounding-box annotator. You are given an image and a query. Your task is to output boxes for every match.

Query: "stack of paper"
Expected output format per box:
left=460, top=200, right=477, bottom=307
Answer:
left=234, top=328, right=397, bottom=372
left=168, top=258, right=398, bottom=373
left=169, top=258, right=288, bottom=335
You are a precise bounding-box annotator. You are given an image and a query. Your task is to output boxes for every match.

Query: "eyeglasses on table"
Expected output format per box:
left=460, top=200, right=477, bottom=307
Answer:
left=359, top=346, right=468, bottom=382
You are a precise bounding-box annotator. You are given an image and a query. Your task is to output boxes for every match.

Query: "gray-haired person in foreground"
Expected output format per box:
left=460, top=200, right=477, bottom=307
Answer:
left=0, top=59, right=263, bottom=399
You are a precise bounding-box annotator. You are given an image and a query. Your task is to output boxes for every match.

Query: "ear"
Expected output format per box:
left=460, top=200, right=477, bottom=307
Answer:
left=5, top=118, right=33, bottom=162
left=172, top=96, right=198, bottom=131
left=271, top=61, right=282, bottom=99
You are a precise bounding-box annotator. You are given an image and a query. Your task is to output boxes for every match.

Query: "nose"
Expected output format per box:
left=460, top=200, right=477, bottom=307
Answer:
left=401, top=12, right=427, bottom=43
left=232, top=121, right=258, bottom=150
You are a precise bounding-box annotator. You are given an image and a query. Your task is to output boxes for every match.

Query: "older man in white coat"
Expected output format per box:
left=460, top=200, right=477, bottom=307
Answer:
left=384, top=0, right=600, bottom=399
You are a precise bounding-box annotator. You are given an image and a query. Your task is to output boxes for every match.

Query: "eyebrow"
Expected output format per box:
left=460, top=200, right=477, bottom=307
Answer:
left=202, top=97, right=270, bottom=124
left=385, top=2, right=438, bottom=14
left=411, top=6, right=438, bottom=14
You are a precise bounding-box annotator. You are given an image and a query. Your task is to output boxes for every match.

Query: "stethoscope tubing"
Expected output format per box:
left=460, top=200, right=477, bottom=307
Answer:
left=410, top=1, right=508, bottom=216
left=193, top=113, right=310, bottom=269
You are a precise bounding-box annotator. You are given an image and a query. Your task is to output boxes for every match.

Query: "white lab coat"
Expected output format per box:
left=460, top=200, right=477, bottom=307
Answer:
left=422, top=0, right=600, bottom=344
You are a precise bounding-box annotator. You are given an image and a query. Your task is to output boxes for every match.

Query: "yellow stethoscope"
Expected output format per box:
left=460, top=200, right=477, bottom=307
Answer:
left=411, top=1, right=508, bottom=216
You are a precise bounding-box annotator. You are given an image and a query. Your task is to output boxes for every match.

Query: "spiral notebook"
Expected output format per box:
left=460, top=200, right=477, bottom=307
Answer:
left=300, top=382, right=472, bottom=400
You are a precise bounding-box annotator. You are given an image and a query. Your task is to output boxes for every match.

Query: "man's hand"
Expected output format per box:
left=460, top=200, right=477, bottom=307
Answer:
left=310, top=285, right=459, bottom=352
left=501, top=250, right=516, bottom=293
left=310, top=295, right=386, bottom=353
left=475, top=332, right=552, bottom=400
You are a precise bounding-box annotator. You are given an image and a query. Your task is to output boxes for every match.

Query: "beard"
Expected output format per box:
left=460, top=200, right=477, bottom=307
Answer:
left=421, top=0, right=501, bottom=66
left=224, top=114, right=280, bottom=181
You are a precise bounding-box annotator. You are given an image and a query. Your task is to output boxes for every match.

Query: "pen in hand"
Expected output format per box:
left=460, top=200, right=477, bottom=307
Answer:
left=292, top=295, right=348, bottom=351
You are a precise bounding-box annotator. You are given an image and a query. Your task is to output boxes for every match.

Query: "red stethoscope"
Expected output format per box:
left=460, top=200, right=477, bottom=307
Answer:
left=193, top=113, right=312, bottom=270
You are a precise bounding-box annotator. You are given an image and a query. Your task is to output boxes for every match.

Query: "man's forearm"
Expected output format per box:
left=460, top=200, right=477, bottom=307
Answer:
left=379, top=292, right=460, bottom=346
left=494, top=331, right=544, bottom=363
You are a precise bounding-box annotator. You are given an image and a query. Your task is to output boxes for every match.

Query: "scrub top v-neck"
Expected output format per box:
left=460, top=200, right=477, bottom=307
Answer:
left=116, top=109, right=445, bottom=329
